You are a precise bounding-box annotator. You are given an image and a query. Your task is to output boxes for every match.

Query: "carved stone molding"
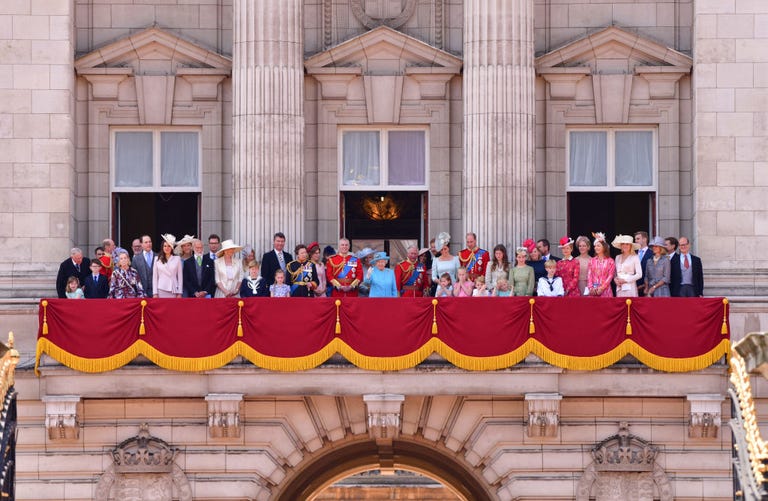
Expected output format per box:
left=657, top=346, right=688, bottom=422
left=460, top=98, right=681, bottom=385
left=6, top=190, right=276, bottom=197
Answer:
left=576, top=422, right=672, bottom=501
left=525, top=393, right=561, bottom=437
left=205, top=393, right=244, bottom=438
left=364, top=394, right=404, bottom=440
left=350, top=0, right=417, bottom=30
left=687, top=394, right=723, bottom=439
left=42, top=395, right=80, bottom=440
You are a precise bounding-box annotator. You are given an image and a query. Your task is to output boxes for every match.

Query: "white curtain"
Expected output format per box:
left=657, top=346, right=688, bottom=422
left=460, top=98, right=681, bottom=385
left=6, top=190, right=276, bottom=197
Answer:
left=115, top=132, right=153, bottom=187
left=569, top=131, right=607, bottom=186
left=342, top=131, right=380, bottom=186
left=615, top=131, right=653, bottom=186
left=388, top=131, right=425, bottom=186
left=161, top=132, right=199, bottom=187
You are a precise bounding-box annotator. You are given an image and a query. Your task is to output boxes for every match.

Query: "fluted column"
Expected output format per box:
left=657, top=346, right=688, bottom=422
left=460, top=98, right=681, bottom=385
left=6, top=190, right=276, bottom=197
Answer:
left=232, top=0, right=304, bottom=253
left=463, top=0, right=535, bottom=249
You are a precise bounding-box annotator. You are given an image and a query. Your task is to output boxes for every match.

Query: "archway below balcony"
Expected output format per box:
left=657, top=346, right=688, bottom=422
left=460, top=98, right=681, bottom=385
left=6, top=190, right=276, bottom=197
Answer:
left=272, top=439, right=493, bottom=501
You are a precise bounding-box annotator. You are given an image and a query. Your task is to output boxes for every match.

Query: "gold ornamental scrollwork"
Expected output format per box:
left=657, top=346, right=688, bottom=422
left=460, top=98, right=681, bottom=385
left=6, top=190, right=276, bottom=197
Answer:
left=730, top=349, right=768, bottom=486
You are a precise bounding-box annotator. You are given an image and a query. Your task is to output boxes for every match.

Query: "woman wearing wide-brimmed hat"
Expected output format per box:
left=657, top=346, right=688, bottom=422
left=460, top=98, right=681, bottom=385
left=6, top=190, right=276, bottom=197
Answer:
left=356, top=247, right=376, bottom=297
left=612, top=234, right=642, bottom=297
left=644, top=236, right=671, bottom=297
left=214, top=239, right=244, bottom=298
left=153, top=234, right=184, bottom=298
left=365, top=251, right=398, bottom=297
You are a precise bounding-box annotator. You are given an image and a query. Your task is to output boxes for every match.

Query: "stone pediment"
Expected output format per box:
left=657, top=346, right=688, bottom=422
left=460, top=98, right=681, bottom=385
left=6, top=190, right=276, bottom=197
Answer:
left=305, top=25, right=462, bottom=76
left=535, top=25, right=692, bottom=73
left=75, top=26, right=231, bottom=76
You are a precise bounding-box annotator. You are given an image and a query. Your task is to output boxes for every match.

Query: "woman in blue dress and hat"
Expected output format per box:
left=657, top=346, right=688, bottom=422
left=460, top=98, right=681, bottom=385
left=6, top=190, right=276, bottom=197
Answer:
left=365, top=251, right=398, bottom=297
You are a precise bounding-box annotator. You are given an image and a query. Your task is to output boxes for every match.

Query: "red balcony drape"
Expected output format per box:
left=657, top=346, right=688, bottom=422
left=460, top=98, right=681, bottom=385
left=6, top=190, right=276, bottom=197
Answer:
left=35, top=297, right=730, bottom=374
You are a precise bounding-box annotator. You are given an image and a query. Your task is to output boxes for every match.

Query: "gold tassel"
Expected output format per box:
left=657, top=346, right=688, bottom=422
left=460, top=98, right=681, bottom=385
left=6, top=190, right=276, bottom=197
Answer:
left=335, top=300, right=341, bottom=334
left=237, top=300, right=244, bottom=337
left=528, top=298, right=535, bottom=334
left=139, top=300, right=147, bottom=335
left=625, top=299, right=632, bottom=335
left=432, top=299, right=438, bottom=335
left=41, top=300, right=48, bottom=335
left=721, top=298, right=729, bottom=335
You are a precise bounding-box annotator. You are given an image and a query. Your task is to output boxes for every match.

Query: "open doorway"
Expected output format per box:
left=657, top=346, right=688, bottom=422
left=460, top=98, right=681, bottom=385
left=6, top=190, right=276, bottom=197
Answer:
left=314, top=469, right=461, bottom=500
left=568, top=192, right=655, bottom=252
left=113, top=192, right=199, bottom=249
left=341, top=191, right=426, bottom=264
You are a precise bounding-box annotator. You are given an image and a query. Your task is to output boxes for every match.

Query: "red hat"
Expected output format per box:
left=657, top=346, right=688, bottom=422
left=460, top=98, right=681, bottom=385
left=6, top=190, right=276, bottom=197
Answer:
left=307, top=241, right=320, bottom=253
left=558, top=236, right=574, bottom=248
left=522, top=238, right=536, bottom=254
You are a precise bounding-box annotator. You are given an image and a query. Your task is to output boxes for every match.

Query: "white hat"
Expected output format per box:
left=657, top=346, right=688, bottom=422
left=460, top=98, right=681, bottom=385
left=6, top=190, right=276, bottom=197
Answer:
left=611, top=234, right=640, bottom=251
left=216, top=239, right=244, bottom=257
left=174, top=234, right=195, bottom=254
left=435, top=232, right=451, bottom=251
left=161, top=233, right=177, bottom=247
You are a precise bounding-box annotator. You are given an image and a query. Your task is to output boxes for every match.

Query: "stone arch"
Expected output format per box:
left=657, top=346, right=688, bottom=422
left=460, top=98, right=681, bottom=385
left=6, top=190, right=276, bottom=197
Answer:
left=272, top=438, right=494, bottom=501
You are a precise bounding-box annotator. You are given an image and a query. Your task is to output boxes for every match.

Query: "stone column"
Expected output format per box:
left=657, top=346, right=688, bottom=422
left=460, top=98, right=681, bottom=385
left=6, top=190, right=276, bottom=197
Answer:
left=463, top=0, right=535, bottom=250
left=232, top=0, right=304, bottom=254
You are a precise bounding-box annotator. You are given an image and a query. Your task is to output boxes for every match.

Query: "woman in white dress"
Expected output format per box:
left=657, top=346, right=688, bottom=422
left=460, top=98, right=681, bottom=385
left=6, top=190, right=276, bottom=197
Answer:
left=214, top=239, right=244, bottom=298
left=612, top=234, right=643, bottom=298
left=431, top=232, right=460, bottom=285
left=153, top=234, right=184, bottom=298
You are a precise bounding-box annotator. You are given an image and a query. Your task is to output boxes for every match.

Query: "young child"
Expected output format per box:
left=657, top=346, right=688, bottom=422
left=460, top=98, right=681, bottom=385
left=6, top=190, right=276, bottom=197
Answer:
left=537, top=259, right=565, bottom=297
left=240, top=261, right=262, bottom=298
left=434, top=273, right=453, bottom=297
left=65, top=276, right=84, bottom=299
left=452, top=266, right=474, bottom=297
left=493, top=277, right=512, bottom=297
left=269, top=269, right=291, bottom=297
left=472, top=275, right=489, bottom=297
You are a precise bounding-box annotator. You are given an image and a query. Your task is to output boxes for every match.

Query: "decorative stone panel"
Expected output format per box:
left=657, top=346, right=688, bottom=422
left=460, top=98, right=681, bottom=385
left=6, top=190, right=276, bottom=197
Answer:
left=525, top=393, right=561, bottom=437
left=205, top=393, right=244, bottom=438
left=364, top=394, right=405, bottom=440
left=687, top=394, right=723, bottom=439
left=43, top=395, right=80, bottom=440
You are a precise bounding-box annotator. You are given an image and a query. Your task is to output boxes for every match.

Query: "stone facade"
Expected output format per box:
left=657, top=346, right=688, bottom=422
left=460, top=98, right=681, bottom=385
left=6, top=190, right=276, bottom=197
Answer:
left=3, top=0, right=768, bottom=498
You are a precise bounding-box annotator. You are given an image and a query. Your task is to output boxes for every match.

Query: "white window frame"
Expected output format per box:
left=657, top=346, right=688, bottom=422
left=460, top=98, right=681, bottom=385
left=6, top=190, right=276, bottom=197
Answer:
left=566, top=127, right=658, bottom=192
left=337, top=126, right=430, bottom=191
left=110, top=127, right=202, bottom=192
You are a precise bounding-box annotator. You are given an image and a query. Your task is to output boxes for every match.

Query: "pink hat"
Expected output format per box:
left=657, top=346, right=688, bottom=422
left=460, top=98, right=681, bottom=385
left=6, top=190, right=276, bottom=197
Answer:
left=558, top=236, right=574, bottom=248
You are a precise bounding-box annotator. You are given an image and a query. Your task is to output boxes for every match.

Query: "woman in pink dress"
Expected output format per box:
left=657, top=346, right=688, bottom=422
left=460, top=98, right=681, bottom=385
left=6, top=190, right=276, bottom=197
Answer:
left=555, top=236, right=580, bottom=297
left=587, top=232, right=615, bottom=297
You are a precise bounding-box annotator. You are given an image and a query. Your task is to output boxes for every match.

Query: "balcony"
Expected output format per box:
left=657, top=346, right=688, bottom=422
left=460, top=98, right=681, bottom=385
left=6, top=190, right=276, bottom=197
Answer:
left=35, top=297, right=730, bottom=374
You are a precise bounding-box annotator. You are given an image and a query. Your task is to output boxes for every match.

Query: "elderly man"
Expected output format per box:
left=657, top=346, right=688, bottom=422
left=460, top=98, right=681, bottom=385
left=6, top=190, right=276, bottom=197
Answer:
left=459, top=232, right=489, bottom=281
left=326, top=238, right=363, bottom=297
left=131, top=238, right=142, bottom=258
left=56, top=247, right=91, bottom=298
left=395, top=245, right=428, bottom=297
left=670, top=237, right=704, bottom=297
left=183, top=239, right=215, bottom=298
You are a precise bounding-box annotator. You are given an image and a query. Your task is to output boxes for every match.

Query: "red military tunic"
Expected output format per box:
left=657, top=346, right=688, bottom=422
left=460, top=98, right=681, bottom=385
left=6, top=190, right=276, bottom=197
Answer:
left=458, top=247, right=489, bottom=282
left=395, top=259, right=427, bottom=297
left=326, top=253, right=363, bottom=297
left=99, top=254, right=113, bottom=281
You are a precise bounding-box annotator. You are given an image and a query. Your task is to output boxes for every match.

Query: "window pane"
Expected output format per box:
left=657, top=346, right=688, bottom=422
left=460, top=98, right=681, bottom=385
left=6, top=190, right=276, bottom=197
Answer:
left=115, top=132, right=153, bottom=187
left=569, top=131, right=607, bottom=186
left=161, top=132, right=199, bottom=187
left=388, top=131, right=425, bottom=186
left=342, top=131, right=380, bottom=186
left=615, top=131, right=653, bottom=186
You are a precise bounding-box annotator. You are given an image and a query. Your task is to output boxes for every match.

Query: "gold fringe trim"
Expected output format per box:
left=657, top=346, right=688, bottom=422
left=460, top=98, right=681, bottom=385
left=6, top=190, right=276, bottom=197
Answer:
left=629, top=339, right=730, bottom=373
left=722, top=298, right=729, bottom=335
left=437, top=338, right=536, bottom=370
left=336, top=338, right=437, bottom=371
left=625, top=299, right=632, bottom=335
left=41, top=300, right=48, bottom=335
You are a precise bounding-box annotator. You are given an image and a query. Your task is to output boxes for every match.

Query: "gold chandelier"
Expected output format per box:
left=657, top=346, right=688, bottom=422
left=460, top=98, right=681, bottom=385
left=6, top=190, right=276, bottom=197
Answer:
left=362, top=194, right=401, bottom=221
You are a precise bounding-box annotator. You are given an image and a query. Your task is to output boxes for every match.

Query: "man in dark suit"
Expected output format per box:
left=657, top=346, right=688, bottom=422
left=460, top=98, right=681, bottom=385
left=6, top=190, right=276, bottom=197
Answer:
left=634, top=231, right=652, bottom=296
left=537, top=239, right=560, bottom=262
left=183, top=239, right=215, bottom=298
left=257, top=232, right=292, bottom=296
left=56, top=247, right=91, bottom=298
left=131, top=234, right=156, bottom=297
left=83, top=260, right=109, bottom=298
left=670, top=237, right=704, bottom=297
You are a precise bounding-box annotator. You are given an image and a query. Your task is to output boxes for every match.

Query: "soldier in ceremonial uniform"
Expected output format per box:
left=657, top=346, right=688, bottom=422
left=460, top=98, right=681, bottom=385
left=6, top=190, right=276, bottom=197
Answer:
left=458, top=232, right=489, bottom=282
left=286, top=244, right=319, bottom=297
left=395, top=245, right=428, bottom=297
left=326, top=238, right=363, bottom=297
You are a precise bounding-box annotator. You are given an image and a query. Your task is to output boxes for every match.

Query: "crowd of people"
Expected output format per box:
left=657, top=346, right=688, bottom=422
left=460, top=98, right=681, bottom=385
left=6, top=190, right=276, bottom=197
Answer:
left=55, top=230, right=704, bottom=300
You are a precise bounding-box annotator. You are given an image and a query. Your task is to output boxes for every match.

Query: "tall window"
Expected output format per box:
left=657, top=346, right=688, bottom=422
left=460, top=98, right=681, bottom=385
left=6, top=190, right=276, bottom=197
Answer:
left=111, top=129, right=201, bottom=191
left=567, top=128, right=656, bottom=191
left=340, top=129, right=428, bottom=190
